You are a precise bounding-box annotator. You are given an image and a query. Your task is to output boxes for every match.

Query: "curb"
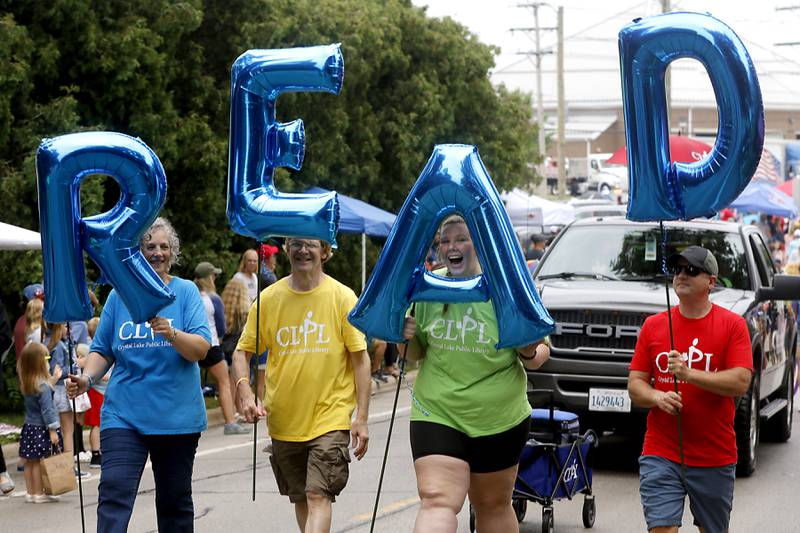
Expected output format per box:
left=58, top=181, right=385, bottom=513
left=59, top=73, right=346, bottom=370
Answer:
left=1, top=369, right=418, bottom=467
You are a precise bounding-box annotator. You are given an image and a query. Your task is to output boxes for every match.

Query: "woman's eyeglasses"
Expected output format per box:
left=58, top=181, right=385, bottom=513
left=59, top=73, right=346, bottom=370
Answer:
left=669, top=264, right=706, bottom=277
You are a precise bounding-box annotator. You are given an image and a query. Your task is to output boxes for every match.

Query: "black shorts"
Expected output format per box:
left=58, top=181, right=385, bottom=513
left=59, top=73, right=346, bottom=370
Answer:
left=198, top=345, right=225, bottom=368
left=410, top=417, right=530, bottom=473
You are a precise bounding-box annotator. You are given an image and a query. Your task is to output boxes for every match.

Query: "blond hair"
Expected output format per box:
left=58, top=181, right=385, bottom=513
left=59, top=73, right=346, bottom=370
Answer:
left=19, top=342, right=52, bottom=396
left=237, top=249, right=258, bottom=273
left=221, top=278, right=250, bottom=333
left=194, top=274, right=216, bottom=294
left=24, top=298, right=43, bottom=338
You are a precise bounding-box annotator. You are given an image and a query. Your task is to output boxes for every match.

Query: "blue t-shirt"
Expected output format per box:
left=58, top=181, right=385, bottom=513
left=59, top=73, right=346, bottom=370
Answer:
left=91, top=276, right=211, bottom=434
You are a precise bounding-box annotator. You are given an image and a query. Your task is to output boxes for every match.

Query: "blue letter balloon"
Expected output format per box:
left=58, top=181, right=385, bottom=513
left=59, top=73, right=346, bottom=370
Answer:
left=619, top=12, right=764, bottom=221
left=227, top=44, right=343, bottom=244
left=348, top=145, right=554, bottom=349
left=37, top=132, right=174, bottom=323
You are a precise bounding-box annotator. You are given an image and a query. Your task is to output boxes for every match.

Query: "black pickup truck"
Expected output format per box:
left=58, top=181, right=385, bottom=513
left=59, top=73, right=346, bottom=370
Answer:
left=531, top=217, right=798, bottom=476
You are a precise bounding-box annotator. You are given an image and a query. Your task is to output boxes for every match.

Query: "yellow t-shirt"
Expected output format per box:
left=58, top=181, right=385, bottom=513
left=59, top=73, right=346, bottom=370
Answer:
left=236, top=275, right=367, bottom=441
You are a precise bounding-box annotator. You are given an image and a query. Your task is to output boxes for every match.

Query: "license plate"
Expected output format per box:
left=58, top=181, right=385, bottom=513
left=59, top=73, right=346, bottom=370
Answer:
left=588, top=388, right=631, bottom=412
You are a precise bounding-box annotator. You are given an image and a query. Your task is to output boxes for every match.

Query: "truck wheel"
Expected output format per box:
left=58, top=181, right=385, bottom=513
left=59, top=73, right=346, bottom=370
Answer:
left=735, top=371, right=760, bottom=477
left=764, top=355, right=794, bottom=442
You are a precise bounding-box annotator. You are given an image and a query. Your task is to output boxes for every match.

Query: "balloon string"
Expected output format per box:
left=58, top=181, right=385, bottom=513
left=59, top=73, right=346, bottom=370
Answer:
left=369, top=304, right=415, bottom=533
left=67, top=322, right=87, bottom=533
left=252, top=242, right=262, bottom=502
left=660, top=222, right=686, bottom=486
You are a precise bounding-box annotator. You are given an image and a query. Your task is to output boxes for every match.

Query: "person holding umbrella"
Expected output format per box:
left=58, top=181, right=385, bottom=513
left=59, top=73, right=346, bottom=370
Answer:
left=627, top=246, right=753, bottom=533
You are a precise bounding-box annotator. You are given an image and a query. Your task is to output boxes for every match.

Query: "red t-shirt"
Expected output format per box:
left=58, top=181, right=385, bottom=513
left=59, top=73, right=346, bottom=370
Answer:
left=629, top=304, right=753, bottom=467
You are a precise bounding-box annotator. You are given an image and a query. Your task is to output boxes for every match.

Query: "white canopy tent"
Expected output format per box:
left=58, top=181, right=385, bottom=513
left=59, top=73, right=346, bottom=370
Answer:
left=0, top=222, right=41, bottom=250
left=501, top=188, right=575, bottom=229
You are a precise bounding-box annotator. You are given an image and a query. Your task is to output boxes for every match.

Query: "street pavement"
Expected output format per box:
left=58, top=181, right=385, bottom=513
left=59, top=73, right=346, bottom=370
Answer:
left=2, top=382, right=799, bottom=532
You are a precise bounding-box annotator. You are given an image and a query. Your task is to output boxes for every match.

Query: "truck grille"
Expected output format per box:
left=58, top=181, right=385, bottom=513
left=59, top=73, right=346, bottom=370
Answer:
left=549, top=309, right=651, bottom=359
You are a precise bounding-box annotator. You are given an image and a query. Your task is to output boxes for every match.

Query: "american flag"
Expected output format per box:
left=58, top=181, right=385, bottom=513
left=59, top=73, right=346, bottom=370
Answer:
left=753, top=147, right=781, bottom=183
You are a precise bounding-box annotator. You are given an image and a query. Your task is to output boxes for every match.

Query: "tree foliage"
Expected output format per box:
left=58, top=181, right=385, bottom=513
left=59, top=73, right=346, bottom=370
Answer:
left=0, top=0, right=540, bottom=314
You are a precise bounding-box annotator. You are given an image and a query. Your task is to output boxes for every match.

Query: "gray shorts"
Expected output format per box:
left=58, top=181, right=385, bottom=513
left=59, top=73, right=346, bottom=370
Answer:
left=639, top=455, right=735, bottom=533
left=53, top=384, right=70, bottom=413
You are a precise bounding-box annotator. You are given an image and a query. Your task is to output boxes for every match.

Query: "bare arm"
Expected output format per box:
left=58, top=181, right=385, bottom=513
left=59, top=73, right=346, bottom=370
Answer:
left=668, top=350, right=752, bottom=397
left=231, top=349, right=266, bottom=422
left=516, top=341, right=550, bottom=370
left=66, top=351, right=113, bottom=398
left=149, top=316, right=210, bottom=362
left=349, top=348, right=371, bottom=460
left=628, top=370, right=683, bottom=415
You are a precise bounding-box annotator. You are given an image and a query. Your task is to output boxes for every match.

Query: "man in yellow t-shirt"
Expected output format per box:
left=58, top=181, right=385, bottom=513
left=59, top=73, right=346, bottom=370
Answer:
left=232, top=237, right=370, bottom=533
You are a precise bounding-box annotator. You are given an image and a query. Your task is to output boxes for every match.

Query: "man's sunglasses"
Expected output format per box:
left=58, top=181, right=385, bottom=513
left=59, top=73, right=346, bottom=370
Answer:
left=669, top=264, right=707, bottom=277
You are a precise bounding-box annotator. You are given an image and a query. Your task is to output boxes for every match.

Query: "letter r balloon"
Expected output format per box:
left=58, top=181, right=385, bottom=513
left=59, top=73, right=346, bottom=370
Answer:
left=619, top=12, right=764, bottom=221
left=36, top=132, right=174, bottom=323
left=227, top=44, right=343, bottom=244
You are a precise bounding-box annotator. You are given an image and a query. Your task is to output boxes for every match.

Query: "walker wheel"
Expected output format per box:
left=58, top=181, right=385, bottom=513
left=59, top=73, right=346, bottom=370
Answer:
left=469, top=503, right=476, bottom=532
left=513, top=498, right=528, bottom=522
left=542, top=507, right=554, bottom=533
left=582, top=494, right=596, bottom=528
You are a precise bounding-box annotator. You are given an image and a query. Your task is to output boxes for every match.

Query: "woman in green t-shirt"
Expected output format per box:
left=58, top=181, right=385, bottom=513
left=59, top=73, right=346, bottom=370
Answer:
left=401, top=215, right=551, bottom=533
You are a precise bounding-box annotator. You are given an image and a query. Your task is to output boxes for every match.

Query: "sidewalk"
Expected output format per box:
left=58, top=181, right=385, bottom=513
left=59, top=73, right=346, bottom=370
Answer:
left=0, top=369, right=417, bottom=466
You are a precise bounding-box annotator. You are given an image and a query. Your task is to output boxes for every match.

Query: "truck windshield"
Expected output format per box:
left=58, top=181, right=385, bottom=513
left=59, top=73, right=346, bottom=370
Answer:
left=536, top=225, right=750, bottom=290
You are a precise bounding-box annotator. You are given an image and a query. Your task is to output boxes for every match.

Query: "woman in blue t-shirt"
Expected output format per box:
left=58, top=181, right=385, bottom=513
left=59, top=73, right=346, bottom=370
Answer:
left=67, top=217, right=211, bottom=533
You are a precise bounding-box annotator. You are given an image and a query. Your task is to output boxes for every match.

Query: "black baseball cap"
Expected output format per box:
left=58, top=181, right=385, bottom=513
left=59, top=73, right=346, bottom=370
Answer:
left=668, top=246, right=719, bottom=276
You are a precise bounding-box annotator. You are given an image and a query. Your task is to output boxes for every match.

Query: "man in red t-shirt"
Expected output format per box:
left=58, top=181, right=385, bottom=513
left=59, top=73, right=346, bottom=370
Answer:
left=628, top=246, right=753, bottom=533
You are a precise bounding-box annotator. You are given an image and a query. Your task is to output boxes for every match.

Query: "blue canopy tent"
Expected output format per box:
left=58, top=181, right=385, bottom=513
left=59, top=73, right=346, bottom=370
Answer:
left=729, top=179, right=798, bottom=218
left=306, top=187, right=396, bottom=290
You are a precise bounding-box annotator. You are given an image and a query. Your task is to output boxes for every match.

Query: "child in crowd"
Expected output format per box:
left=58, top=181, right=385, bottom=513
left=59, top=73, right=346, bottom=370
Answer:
left=41, top=322, right=84, bottom=477
left=23, top=298, right=43, bottom=346
left=77, top=328, right=109, bottom=468
left=18, top=342, right=62, bottom=503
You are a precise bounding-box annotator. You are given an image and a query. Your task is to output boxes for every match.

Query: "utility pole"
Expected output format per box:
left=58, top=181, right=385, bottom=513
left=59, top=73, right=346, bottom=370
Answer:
left=534, top=3, right=546, bottom=180
left=512, top=3, right=556, bottom=194
left=557, top=6, right=566, bottom=197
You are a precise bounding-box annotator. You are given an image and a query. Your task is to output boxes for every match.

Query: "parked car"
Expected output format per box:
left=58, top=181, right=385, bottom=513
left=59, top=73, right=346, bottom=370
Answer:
left=573, top=204, right=627, bottom=219
left=531, top=217, right=798, bottom=476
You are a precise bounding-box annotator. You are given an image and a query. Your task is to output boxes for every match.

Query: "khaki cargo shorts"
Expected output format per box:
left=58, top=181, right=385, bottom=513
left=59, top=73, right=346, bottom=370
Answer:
left=269, top=430, right=351, bottom=503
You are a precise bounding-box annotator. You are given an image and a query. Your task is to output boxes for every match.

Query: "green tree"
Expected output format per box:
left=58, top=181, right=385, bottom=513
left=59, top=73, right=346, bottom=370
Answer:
left=0, top=0, right=540, bottom=314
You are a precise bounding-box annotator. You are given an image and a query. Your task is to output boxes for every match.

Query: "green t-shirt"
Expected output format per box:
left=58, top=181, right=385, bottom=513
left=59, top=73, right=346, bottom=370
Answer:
left=411, top=299, right=532, bottom=437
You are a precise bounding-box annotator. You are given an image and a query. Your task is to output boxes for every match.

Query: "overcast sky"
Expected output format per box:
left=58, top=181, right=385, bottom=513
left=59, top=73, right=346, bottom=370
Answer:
left=411, top=1, right=800, bottom=108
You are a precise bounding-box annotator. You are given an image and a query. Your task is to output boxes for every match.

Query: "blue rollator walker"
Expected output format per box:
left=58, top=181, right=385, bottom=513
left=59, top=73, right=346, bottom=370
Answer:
left=469, top=390, right=599, bottom=533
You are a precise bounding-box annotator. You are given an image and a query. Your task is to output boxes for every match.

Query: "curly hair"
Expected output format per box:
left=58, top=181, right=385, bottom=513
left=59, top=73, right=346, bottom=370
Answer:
left=141, top=217, right=181, bottom=268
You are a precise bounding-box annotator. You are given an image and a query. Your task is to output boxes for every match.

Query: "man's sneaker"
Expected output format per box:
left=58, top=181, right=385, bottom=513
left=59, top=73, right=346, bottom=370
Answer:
left=224, top=423, right=252, bottom=435
left=74, top=468, right=90, bottom=479
left=372, top=370, right=388, bottom=384
left=89, top=454, right=102, bottom=469
left=0, top=472, right=15, bottom=495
